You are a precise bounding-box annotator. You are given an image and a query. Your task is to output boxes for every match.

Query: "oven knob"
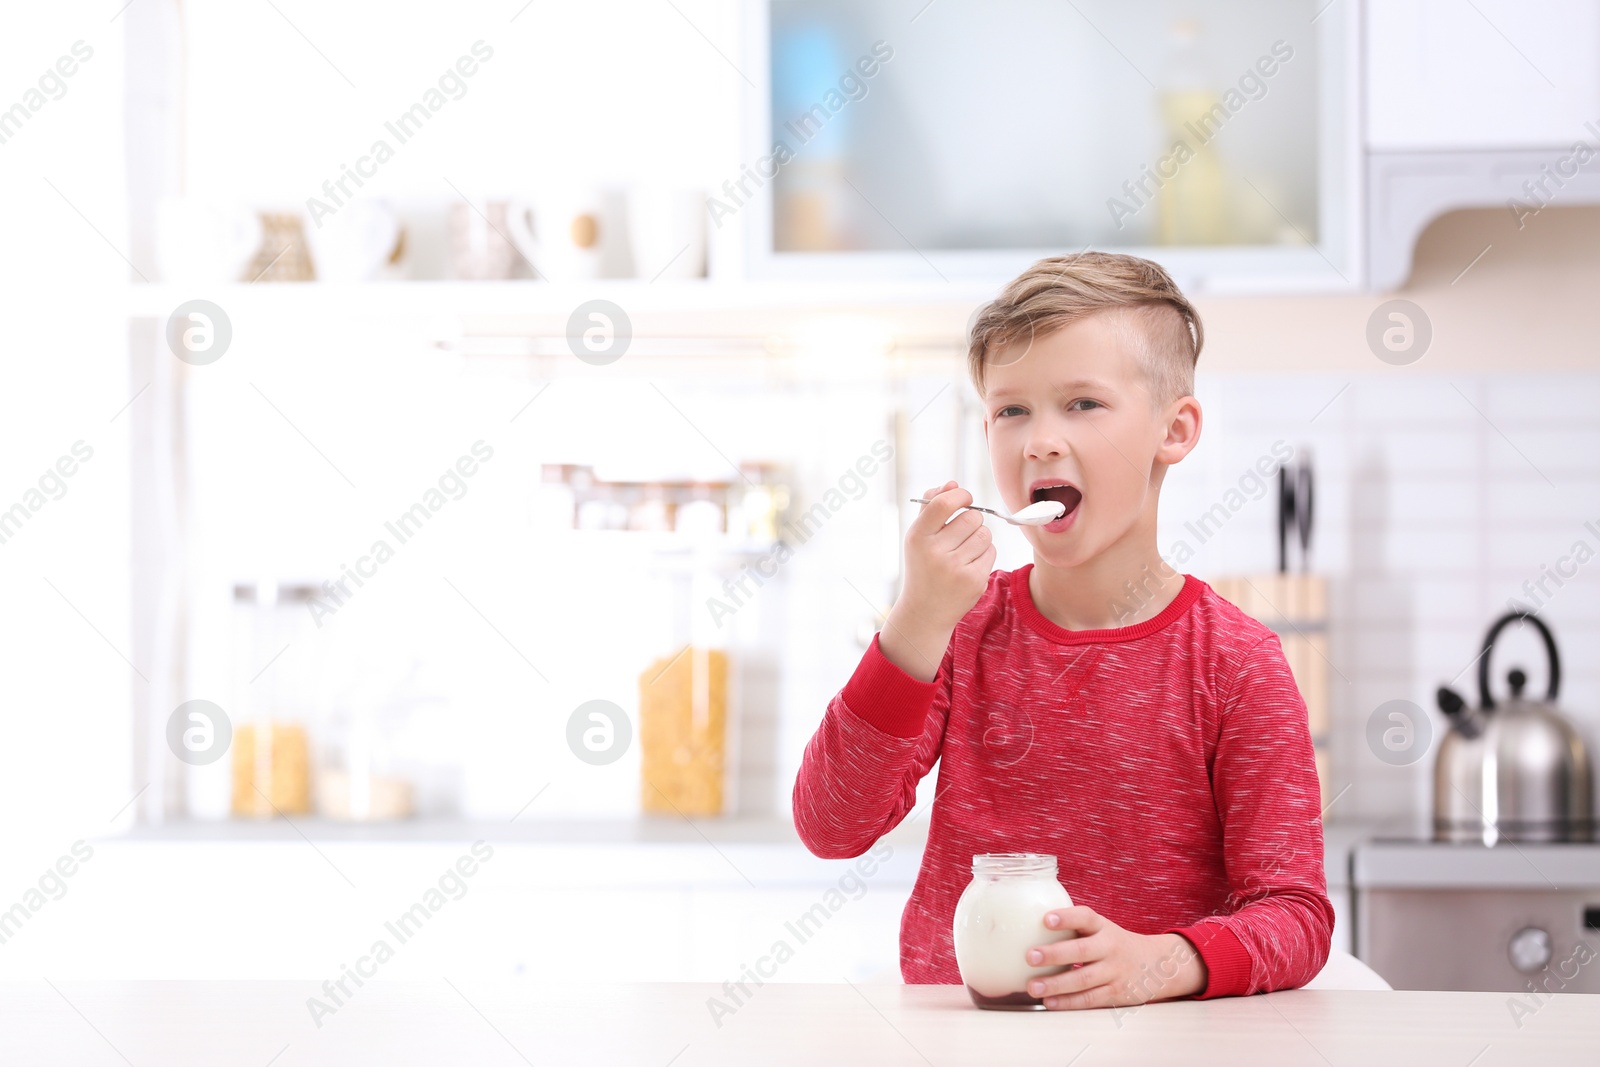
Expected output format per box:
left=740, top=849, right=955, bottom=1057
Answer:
left=1508, top=927, right=1552, bottom=973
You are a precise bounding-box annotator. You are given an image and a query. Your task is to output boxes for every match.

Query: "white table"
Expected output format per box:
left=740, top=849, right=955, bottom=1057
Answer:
left=6, top=981, right=1597, bottom=1065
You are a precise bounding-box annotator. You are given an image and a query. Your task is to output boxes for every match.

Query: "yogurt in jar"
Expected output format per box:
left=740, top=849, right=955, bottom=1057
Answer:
left=952, top=853, right=1075, bottom=1009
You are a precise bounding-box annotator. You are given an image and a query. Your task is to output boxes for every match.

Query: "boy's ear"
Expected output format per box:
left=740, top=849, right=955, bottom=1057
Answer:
left=1154, top=395, right=1202, bottom=465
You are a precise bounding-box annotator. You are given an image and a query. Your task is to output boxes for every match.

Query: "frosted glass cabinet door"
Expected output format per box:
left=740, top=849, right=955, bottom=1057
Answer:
left=764, top=0, right=1323, bottom=252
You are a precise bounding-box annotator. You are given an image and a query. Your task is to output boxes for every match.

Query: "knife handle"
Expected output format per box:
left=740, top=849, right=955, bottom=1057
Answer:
left=1295, top=459, right=1313, bottom=572
left=1277, top=465, right=1292, bottom=574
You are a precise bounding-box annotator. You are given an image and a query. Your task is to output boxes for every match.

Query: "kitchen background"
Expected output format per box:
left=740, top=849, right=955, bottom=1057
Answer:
left=1, top=0, right=1598, bottom=993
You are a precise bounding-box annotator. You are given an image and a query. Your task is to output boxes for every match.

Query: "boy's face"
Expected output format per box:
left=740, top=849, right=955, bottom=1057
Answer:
left=981, top=311, right=1197, bottom=568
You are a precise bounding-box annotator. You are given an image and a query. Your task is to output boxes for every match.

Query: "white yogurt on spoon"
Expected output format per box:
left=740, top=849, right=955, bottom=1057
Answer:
left=1008, top=500, right=1065, bottom=525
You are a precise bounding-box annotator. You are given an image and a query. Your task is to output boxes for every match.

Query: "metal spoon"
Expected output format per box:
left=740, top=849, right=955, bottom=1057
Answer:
left=908, top=498, right=1066, bottom=526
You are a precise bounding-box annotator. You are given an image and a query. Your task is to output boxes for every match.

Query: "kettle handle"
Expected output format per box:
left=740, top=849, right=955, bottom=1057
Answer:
left=1478, top=610, right=1560, bottom=709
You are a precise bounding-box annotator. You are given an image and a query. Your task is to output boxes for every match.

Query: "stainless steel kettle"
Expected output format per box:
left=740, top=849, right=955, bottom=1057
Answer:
left=1434, top=611, right=1594, bottom=843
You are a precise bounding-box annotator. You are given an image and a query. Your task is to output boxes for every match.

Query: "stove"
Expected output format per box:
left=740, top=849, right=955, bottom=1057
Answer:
left=1353, top=837, right=1600, bottom=994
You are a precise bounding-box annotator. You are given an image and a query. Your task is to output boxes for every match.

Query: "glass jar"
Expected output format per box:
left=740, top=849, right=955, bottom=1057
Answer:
left=229, top=581, right=315, bottom=818
left=638, top=547, right=743, bottom=817
left=952, top=853, right=1076, bottom=1010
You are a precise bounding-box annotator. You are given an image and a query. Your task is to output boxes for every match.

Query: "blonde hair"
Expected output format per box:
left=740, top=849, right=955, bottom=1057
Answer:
left=967, top=252, right=1203, bottom=408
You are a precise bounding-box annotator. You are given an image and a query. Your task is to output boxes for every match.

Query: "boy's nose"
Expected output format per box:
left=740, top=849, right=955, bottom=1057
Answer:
left=1026, top=426, right=1069, bottom=460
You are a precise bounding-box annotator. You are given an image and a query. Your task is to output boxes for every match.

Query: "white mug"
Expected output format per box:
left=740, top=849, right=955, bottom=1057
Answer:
left=154, top=197, right=263, bottom=283
left=304, top=199, right=402, bottom=282
left=628, top=186, right=707, bottom=281
left=506, top=188, right=632, bottom=282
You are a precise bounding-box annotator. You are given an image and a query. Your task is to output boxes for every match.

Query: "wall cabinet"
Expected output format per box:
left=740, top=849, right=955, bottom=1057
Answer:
left=1365, top=0, right=1600, bottom=151
left=736, top=0, right=1600, bottom=293
left=1364, top=0, right=1600, bottom=288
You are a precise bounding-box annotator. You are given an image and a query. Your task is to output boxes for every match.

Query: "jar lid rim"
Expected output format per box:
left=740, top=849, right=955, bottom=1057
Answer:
left=971, top=852, right=1057, bottom=872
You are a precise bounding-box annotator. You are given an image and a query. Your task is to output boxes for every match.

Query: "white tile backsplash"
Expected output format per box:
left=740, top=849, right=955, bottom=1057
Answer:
left=1383, top=478, right=1482, bottom=523
left=1349, top=378, right=1476, bottom=426
left=1485, top=375, right=1600, bottom=423
left=1182, top=373, right=1600, bottom=825
left=1349, top=576, right=1482, bottom=624
left=1484, top=429, right=1600, bottom=477
left=1370, top=428, right=1484, bottom=474
left=1488, top=477, right=1600, bottom=520
left=1397, top=530, right=1491, bottom=572
left=1486, top=523, right=1600, bottom=566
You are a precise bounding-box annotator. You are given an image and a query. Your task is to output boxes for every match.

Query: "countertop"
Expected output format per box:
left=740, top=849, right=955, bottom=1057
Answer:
left=1354, top=837, right=1600, bottom=888
left=104, top=815, right=1371, bottom=878
left=107, top=815, right=847, bottom=845
left=97, top=817, right=1382, bottom=907
left=9, top=981, right=1597, bottom=1066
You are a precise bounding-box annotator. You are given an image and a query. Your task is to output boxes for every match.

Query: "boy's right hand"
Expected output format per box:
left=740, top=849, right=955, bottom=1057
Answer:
left=902, top=481, right=996, bottom=626
left=879, top=481, right=995, bottom=681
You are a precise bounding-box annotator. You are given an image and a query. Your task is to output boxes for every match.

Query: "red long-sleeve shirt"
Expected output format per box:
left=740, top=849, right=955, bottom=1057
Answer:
left=793, top=564, right=1333, bottom=998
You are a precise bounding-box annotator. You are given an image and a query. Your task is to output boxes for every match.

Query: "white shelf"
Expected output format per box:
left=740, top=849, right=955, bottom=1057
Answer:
left=123, top=279, right=996, bottom=350
left=552, top=528, right=782, bottom=554
left=124, top=279, right=995, bottom=321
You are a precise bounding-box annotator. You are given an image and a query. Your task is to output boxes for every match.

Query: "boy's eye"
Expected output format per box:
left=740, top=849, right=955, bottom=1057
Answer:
left=995, top=400, right=1099, bottom=417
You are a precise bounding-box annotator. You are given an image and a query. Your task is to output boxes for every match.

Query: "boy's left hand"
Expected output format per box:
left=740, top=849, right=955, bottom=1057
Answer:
left=1025, top=906, right=1208, bottom=1009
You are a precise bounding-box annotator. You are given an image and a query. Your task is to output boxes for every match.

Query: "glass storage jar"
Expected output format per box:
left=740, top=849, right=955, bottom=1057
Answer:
left=952, top=853, right=1076, bottom=1009
left=638, top=547, right=739, bottom=817
left=230, top=581, right=315, bottom=818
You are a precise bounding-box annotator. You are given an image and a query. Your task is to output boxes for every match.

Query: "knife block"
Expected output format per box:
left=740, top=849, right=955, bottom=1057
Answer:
left=1208, top=574, right=1331, bottom=814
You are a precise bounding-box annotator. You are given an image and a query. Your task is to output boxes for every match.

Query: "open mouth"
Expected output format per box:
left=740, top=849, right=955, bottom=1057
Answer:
left=1030, top=482, right=1083, bottom=520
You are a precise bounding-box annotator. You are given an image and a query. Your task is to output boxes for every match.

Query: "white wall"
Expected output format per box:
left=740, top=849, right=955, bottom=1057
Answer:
left=0, top=5, right=134, bottom=909
left=181, top=0, right=739, bottom=202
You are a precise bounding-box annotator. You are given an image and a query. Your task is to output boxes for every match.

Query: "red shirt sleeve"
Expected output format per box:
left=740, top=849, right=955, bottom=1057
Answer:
left=1167, top=634, right=1334, bottom=997
left=791, top=632, right=953, bottom=859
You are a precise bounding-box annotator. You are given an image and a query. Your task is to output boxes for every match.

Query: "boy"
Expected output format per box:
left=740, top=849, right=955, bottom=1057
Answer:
left=793, top=252, right=1331, bottom=1009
